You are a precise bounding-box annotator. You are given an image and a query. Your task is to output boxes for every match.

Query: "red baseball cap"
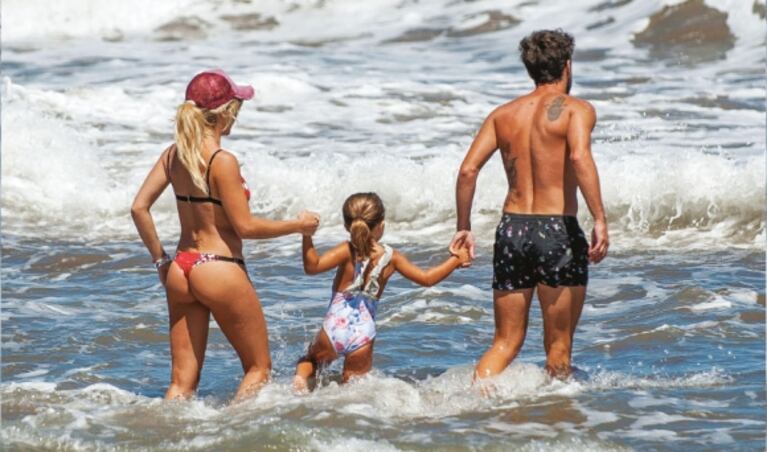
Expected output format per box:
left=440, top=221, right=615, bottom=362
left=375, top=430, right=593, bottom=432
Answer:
left=185, top=69, right=255, bottom=110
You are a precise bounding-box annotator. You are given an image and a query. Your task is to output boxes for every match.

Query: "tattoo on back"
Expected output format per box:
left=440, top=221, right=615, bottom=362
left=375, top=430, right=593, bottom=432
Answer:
left=547, top=96, right=566, bottom=121
left=505, top=156, right=518, bottom=186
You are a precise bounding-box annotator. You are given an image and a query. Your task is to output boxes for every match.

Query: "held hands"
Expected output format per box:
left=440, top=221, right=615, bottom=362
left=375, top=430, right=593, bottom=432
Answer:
left=588, top=218, right=609, bottom=264
left=451, top=245, right=471, bottom=266
left=297, top=210, right=320, bottom=236
left=449, top=230, right=476, bottom=268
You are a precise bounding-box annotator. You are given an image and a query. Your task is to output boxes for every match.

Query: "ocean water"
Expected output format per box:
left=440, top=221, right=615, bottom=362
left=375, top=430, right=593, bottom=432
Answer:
left=1, top=0, right=765, bottom=450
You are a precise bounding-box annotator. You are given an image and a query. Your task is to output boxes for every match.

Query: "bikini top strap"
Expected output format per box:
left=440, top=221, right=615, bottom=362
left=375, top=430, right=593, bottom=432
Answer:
left=205, top=149, right=223, bottom=194
left=363, top=244, right=393, bottom=296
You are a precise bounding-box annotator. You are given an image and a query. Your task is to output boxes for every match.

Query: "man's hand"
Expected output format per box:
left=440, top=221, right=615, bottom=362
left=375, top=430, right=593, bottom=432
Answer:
left=588, top=219, right=609, bottom=263
left=449, top=230, right=475, bottom=267
left=297, top=210, right=320, bottom=236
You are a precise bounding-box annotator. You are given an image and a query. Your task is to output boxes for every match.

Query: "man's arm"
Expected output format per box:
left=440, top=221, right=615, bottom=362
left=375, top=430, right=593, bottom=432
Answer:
left=567, top=101, right=609, bottom=263
left=450, top=112, right=500, bottom=262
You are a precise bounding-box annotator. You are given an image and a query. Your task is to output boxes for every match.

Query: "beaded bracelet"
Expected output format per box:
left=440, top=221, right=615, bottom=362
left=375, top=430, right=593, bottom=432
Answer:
left=153, top=253, right=171, bottom=270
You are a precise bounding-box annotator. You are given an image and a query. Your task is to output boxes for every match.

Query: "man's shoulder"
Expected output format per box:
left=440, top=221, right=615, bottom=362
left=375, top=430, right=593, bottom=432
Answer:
left=564, top=96, right=595, bottom=115
left=489, top=95, right=531, bottom=118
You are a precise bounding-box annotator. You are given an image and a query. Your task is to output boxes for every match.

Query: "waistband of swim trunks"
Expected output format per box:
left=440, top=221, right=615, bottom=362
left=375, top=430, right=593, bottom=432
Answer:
left=501, top=212, right=579, bottom=221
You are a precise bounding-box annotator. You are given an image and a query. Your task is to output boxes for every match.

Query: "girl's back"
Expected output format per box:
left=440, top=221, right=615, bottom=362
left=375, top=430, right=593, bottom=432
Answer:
left=294, top=192, right=470, bottom=392
left=329, top=242, right=395, bottom=299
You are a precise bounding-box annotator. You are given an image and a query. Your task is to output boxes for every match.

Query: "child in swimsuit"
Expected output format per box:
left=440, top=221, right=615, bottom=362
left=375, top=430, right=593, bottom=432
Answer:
left=293, top=192, right=470, bottom=391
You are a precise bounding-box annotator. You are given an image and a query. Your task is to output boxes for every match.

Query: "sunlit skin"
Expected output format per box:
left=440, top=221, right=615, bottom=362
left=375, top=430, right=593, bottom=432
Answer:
left=450, top=60, right=609, bottom=380
left=293, top=221, right=470, bottom=392
left=132, top=111, right=320, bottom=401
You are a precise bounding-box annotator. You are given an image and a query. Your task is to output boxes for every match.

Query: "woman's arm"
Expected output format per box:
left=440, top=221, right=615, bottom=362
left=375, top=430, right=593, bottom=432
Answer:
left=392, top=247, right=469, bottom=287
left=213, top=151, right=319, bottom=239
left=131, top=147, right=172, bottom=262
left=302, top=237, right=350, bottom=275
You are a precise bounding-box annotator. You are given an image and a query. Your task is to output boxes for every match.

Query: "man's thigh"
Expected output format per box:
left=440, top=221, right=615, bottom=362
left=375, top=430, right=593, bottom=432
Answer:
left=537, top=284, right=586, bottom=344
left=492, top=288, right=535, bottom=340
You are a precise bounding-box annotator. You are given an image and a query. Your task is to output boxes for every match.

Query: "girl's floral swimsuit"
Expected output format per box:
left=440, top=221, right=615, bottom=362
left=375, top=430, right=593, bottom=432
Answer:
left=322, top=244, right=393, bottom=356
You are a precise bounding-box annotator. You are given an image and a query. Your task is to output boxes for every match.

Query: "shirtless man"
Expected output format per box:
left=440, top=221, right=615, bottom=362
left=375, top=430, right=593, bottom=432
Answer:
left=450, top=30, right=609, bottom=378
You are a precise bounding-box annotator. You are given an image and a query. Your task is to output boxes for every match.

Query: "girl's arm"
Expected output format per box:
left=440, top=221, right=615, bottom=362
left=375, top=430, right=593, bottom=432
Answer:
left=131, top=147, right=172, bottom=262
left=213, top=151, right=319, bottom=239
left=393, top=247, right=469, bottom=287
left=303, top=237, right=351, bottom=275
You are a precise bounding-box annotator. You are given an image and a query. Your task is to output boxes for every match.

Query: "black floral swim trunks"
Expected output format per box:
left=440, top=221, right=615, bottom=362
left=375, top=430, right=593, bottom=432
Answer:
left=493, top=213, right=589, bottom=290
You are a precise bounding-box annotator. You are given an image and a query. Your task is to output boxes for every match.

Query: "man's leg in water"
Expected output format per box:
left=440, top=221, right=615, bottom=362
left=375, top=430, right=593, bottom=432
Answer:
left=537, top=284, right=586, bottom=378
left=474, top=288, right=534, bottom=380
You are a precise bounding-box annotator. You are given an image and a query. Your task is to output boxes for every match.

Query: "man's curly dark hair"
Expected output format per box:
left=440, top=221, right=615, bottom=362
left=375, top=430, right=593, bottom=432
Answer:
left=519, top=29, right=575, bottom=85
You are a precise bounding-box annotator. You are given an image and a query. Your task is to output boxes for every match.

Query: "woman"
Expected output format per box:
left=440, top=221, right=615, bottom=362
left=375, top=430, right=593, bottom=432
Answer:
left=131, top=69, right=319, bottom=400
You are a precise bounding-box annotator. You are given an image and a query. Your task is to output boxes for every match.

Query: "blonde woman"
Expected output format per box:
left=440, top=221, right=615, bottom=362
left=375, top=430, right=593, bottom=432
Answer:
left=132, top=69, right=319, bottom=400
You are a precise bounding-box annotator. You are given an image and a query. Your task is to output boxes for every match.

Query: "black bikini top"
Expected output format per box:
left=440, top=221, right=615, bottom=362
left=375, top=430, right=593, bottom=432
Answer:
left=169, top=147, right=224, bottom=205
left=169, top=146, right=251, bottom=205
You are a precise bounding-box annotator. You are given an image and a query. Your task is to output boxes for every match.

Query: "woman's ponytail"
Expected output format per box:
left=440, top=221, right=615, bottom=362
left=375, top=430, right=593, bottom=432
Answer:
left=174, top=101, right=209, bottom=193
left=173, top=99, right=242, bottom=193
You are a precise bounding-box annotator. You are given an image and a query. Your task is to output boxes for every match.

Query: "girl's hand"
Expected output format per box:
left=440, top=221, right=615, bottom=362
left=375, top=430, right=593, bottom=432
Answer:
left=449, top=230, right=475, bottom=267
left=451, top=246, right=471, bottom=266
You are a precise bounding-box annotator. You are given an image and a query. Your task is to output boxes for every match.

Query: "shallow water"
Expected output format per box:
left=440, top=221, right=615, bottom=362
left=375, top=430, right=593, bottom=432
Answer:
left=3, top=237, right=764, bottom=450
left=2, top=0, right=765, bottom=450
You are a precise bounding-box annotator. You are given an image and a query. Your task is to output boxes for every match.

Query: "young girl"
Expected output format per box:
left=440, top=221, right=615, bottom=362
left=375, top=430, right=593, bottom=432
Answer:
left=293, top=192, right=470, bottom=391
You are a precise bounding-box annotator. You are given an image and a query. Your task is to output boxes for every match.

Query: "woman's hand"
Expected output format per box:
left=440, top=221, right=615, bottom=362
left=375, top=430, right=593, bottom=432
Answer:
left=157, top=261, right=171, bottom=286
left=297, top=210, right=320, bottom=236
left=154, top=253, right=172, bottom=286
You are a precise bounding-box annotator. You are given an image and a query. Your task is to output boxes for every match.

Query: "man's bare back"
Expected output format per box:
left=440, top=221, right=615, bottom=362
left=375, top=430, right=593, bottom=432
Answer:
left=493, top=90, right=595, bottom=217
left=452, top=79, right=605, bottom=263
left=450, top=29, right=608, bottom=380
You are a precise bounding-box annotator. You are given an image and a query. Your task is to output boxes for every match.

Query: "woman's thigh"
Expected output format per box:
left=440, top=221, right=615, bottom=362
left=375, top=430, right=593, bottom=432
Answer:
left=165, top=263, right=210, bottom=382
left=188, top=261, right=271, bottom=370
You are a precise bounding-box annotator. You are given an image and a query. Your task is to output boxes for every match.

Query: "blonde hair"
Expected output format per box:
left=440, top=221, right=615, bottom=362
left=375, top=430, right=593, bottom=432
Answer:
left=343, top=193, right=385, bottom=259
left=174, top=99, right=242, bottom=193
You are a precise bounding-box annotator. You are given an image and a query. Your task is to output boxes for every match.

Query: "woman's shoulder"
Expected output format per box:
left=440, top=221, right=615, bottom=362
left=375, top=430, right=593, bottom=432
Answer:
left=212, top=148, right=239, bottom=164
left=208, top=149, right=241, bottom=176
left=161, top=142, right=176, bottom=158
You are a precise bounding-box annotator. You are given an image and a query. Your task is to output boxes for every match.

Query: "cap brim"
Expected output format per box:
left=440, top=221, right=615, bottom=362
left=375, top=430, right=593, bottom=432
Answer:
left=207, top=68, right=255, bottom=101
left=233, top=84, right=255, bottom=101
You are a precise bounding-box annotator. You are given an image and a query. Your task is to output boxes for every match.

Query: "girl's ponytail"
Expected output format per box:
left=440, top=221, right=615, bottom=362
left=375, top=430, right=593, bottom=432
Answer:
left=350, top=218, right=373, bottom=258
left=343, top=192, right=386, bottom=260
